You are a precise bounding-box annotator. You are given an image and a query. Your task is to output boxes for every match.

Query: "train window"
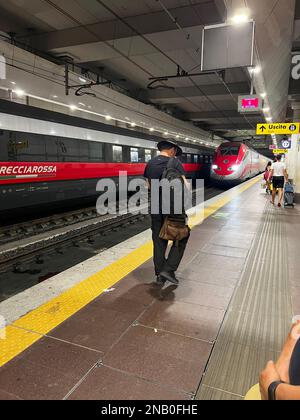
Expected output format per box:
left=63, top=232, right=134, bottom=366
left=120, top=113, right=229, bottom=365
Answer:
left=45, top=136, right=59, bottom=161
left=16, top=133, right=46, bottom=162
left=199, top=155, right=203, bottom=164
left=220, top=146, right=240, bottom=156
left=186, top=154, right=192, bottom=163
left=79, top=141, right=89, bottom=162
left=89, top=142, right=103, bottom=162
left=204, top=155, right=210, bottom=164
left=113, top=145, right=123, bottom=162
left=193, top=155, right=198, bottom=163
left=63, top=138, right=79, bottom=161
left=145, top=149, right=152, bottom=162
left=130, top=147, right=139, bottom=163
left=0, top=130, right=14, bottom=161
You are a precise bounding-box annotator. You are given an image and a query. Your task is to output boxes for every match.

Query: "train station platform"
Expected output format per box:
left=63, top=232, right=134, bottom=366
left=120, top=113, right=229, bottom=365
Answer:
left=0, top=177, right=298, bottom=400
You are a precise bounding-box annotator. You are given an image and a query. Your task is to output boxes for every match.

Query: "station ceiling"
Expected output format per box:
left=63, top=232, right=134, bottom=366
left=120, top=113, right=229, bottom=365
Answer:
left=0, top=0, right=297, bottom=149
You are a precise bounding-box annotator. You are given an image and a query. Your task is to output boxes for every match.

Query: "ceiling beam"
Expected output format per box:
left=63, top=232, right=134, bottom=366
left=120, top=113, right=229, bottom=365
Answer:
left=185, top=109, right=261, bottom=120
left=14, top=1, right=226, bottom=51
left=147, top=82, right=250, bottom=101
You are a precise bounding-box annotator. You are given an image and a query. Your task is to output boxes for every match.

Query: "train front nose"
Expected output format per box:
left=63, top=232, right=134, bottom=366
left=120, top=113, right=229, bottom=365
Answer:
left=211, top=157, right=240, bottom=181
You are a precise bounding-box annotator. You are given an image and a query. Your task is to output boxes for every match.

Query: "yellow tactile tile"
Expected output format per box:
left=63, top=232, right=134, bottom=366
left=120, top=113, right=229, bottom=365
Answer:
left=0, top=326, right=42, bottom=367
left=13, top=242, right=153, bottom=336
left=0, top=177, right=259, bottom=368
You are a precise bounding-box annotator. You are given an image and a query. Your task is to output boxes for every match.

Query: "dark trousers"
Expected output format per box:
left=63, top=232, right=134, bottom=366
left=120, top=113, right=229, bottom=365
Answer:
left=151, top=214, right=190, bottom=276
left=290, top=338, right=300, bottom=386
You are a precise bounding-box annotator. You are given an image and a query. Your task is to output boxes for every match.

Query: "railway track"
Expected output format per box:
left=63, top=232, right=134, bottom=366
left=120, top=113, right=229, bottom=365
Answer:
left=0, top=185, right=223, bottom=274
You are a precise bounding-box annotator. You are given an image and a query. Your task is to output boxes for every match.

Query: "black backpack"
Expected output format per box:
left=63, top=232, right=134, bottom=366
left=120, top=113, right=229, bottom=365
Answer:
left=160, top=158, right=185, bottom=216
left=161, top=158, right=184, bottom=184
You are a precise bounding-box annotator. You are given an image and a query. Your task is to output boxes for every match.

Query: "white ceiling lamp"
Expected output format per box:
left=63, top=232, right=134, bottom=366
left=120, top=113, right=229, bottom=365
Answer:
left=14, top=89, right=25, bottom=97
left=164, top=131, right=169, bottom=136
left=231, top=11, right=250, bottom=25
left=70, top=105, right=77, bottom=111
left=149, top=128, right=154, bottom=132
left=10, top=81, right=16, bottom=85
left=249, top=66, right=261, bottom=75
left=105, top=115, right=112, bottom=121
left=131, top=122, right=136, bottom=127
left=176, top=135, right=180, bottom=139
left=79, top=76, right=87, bottom=84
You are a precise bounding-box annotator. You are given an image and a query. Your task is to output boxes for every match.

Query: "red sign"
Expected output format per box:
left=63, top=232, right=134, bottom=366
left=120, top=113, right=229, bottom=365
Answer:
left=241, top=98, right=259, bottom=110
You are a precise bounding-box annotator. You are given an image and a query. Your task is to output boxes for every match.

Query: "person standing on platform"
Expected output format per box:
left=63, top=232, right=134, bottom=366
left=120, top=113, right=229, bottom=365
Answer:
left=144, top=140, right=190, bottom=286
left=270, top=155, right=288, bottom=207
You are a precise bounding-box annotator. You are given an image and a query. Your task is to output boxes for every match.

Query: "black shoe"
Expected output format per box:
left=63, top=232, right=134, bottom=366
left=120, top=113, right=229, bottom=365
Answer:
left=156, top=275, right=166, bottom=285
left=160, top=271, right=179, bottom=285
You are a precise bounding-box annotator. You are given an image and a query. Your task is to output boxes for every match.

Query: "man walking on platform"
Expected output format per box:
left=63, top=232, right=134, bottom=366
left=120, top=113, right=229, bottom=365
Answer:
left=144, top=140, right=190, bottom=286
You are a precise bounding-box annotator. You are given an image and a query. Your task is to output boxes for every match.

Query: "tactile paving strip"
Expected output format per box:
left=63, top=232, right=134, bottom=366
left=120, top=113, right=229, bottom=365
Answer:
left=197, top=203, right=293, bottom=399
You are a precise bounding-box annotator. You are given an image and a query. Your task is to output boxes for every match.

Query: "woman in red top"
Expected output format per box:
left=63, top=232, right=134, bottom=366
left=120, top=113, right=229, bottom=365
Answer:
left=264, top=162, right=272, bottom=194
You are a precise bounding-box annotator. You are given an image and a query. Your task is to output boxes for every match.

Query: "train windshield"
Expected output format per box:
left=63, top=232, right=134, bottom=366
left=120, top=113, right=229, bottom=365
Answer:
left=219, top=146, right=240, bottom=156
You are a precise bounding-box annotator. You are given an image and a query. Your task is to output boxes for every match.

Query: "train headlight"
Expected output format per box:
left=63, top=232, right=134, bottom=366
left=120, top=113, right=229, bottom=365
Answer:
left=212, top=165, right=219, bottom=170
left=228, top=165, right=239, bottom=172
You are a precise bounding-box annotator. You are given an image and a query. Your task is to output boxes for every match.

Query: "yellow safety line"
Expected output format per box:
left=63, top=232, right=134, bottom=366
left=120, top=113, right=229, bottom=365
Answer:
left=0, top=177, right=259, bottom=367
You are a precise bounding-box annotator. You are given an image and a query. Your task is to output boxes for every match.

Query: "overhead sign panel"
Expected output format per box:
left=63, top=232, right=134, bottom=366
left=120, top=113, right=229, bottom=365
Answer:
left=238, top=95, right=263, bottom=113
left=201, top=21, right=255, bottom=71
left=256, top=123, right=300, bottom=135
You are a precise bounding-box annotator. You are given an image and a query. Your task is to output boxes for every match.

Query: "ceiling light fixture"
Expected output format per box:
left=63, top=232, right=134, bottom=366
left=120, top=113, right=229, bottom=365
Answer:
left=14, top=89, right=25, bottom=97
left=79, top=77, right=87, bottom=84
left=231, top=13, right=250, bottom=25
left=131, top=122, right=136, bottom=127
left=70, top=105, right=77, bottom=111
left=150, top=128, right=154, bottom=132
left=105, top=115, right=112, bottom=121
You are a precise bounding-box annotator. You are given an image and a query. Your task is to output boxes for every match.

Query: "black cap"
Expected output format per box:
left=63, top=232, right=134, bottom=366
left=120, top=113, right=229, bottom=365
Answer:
left=157, top=140, right=183, bottom=157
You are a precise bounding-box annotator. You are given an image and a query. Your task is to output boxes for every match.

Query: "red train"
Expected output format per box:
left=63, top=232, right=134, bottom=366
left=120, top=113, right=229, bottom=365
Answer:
left=211, top=142, right=268, bottom=184
left=0, top=106, right=213, bottom=218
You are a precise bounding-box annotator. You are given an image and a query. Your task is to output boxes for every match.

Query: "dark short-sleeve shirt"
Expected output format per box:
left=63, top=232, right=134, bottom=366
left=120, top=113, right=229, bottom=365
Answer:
left=144, top=156, right=185, bottom=180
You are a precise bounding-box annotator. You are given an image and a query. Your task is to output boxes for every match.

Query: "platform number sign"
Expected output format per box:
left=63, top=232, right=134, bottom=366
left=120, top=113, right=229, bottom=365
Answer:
left=281, top=139, right=292, bottom=149
left=0, top=315, right=6, bottom=339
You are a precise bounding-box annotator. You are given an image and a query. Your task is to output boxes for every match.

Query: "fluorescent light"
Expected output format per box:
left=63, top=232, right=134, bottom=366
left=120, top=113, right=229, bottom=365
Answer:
left=176, top=135, right=180, bottom=138
left=10, top=81, right=16, bottom=85
left=52, top=95, right=58, bottom=99
left=231, top=13, right=250, bottom=24
left=185, top=137, right=189, bottom=141
left=70, top=105, right=77, bottom=111
left=249, top=66, right=261, bottom=74
left=131, top=122, right=136, bottom=127
left=149, top=128, right=154, bottom=132
left=79, top=77, right=87, bottom=83
left=14, top=89, right=25, bottom=97
left=105, top=115, right=112, bottom=121
left=164, top=131, right=169, bottom=135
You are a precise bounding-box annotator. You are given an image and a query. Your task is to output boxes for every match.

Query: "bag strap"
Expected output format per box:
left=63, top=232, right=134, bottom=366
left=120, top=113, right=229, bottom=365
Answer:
left=166, top=157, right=177, bottom=170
